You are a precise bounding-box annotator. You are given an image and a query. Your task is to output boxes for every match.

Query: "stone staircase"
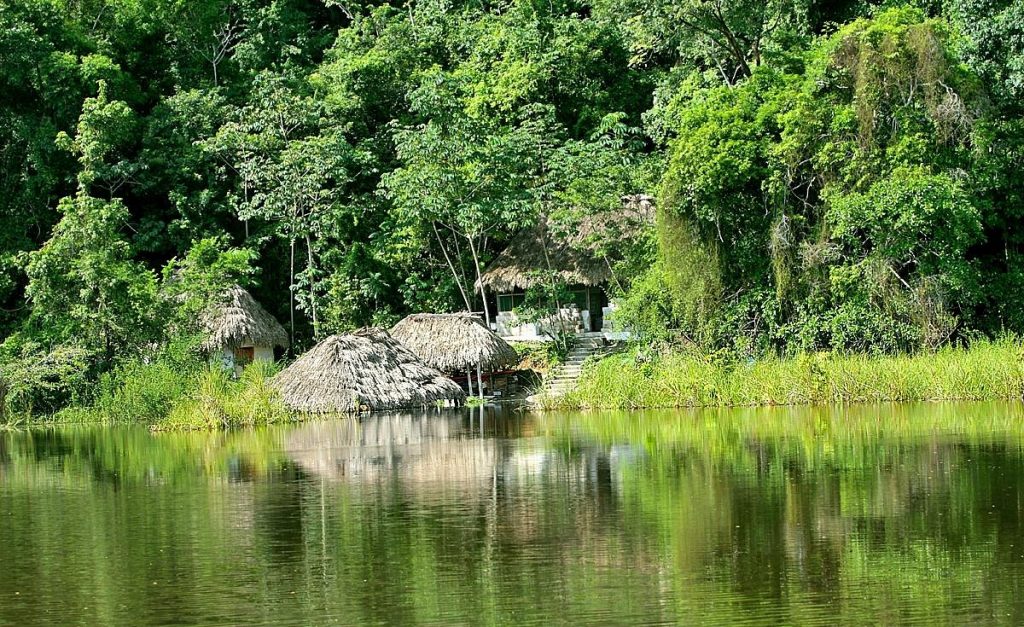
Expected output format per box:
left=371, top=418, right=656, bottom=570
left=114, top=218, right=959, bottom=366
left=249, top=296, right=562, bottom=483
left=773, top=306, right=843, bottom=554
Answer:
left=543, top=335, right=609, bottom=397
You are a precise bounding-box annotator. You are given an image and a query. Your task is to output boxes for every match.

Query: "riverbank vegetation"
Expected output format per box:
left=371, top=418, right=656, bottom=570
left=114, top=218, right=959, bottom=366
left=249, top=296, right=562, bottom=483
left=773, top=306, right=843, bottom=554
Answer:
left=1, top=0, right=1023, bottom=420
left=47, top=344, right=291, bottom=429
left=553, top=339, right=1024, bottom=409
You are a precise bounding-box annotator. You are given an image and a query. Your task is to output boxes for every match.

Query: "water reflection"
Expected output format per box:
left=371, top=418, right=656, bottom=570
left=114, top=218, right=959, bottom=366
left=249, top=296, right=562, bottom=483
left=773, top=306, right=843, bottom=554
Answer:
left=1, top=403, right=1024, bottom=624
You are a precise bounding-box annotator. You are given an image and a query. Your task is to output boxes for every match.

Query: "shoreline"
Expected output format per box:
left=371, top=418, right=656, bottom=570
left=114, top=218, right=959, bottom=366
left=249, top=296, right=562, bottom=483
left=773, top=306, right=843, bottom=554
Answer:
left=540, top=339, right=1024, bottom=410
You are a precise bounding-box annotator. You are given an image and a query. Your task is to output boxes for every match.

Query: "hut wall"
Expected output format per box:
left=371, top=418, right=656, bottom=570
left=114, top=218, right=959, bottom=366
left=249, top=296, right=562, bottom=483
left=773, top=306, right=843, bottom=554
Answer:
left=495, top=285, right=607, bottom=338
left=211, top=344, right=275, bottom=376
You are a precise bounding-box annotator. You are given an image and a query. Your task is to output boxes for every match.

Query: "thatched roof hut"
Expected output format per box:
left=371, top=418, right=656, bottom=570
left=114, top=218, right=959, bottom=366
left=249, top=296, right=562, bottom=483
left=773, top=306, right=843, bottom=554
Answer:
left=477, top=221, right=610, bottom=293
left=201, top=285, right=289, bottom=353
left=271, top=328, right=465, bottom=413
left=478, top=194, right=655, bottom=293
left=390, top=313, right=518, bottom=373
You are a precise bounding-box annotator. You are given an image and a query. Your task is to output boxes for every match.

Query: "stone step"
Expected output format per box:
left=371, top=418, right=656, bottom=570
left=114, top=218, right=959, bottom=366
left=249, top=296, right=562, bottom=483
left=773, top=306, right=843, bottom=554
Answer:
left=541, top=338, right=619, bottom=396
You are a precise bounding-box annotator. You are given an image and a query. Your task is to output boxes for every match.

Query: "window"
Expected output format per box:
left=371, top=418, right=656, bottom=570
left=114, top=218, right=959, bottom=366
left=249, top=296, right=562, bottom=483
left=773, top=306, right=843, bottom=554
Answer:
left=571, top=289, right=589, bottom=311
left=233, top=346, right=255, bottom=366
left=498, top=294, right=526, bottom=312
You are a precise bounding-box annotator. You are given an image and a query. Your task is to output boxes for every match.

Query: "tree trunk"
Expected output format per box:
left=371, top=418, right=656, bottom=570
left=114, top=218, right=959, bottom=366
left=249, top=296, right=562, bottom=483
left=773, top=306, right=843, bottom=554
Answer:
left=433, top=222, right=472, bottom=311
left=305, top=233, right=319, bottom=339
left=539, top=222, right=570, bottom=352
left=477, top=362, right=484, bottom=401
left=467, top=235, right=491, bottom=326
left=289, top=236, right=296, bottom=351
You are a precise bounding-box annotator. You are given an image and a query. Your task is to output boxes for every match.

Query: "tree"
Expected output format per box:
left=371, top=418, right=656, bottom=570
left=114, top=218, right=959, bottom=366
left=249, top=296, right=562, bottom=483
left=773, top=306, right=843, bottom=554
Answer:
left=595, top=0, right=808, bottom=82
left=22, top=83, right=158, bottom=363
left=207, top=72, right=352, bottom=342
left=24, top=191, right=159, bottom=361
left=386, top=105, right=553, bottom=325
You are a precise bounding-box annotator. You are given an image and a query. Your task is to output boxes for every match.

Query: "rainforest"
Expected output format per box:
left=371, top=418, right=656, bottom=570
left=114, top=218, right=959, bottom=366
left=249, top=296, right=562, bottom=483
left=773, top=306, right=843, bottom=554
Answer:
left=1, top=0, right=1023, bottom=418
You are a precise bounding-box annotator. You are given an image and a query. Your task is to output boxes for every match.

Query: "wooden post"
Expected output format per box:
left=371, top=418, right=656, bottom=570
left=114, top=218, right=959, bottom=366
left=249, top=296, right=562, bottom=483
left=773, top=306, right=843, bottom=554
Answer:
left=477, top=363, right=484, bottom=401
left=466, top=367, right=474, bottom=398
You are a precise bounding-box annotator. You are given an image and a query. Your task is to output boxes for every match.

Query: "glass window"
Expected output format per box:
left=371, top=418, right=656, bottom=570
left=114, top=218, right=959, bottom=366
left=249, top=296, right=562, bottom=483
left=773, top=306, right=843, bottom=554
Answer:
left=571, top=289, right=589, bottom=311
left=498, top=294, right=525, bottom=312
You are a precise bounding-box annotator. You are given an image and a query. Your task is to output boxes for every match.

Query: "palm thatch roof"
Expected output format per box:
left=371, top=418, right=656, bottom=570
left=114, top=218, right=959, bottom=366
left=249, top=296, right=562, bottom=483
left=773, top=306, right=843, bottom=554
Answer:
left=477, top=221, right=611, bottom=293
left=201, top=285, right=289, bottom=352
left=271, top=328, right=465, bottom=413
left=390, top=313, right=518, bottom=372
left=478, top=194, right=655, bottom=293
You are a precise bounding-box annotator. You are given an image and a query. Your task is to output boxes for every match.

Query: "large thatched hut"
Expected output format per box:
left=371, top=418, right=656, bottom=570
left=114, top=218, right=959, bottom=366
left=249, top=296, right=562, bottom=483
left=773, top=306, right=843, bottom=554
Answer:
left=479, top=194, right=654, bottom=339
left=271, top=327, right=465, bottom=413
left=390, top=313, right=518, bottom=398
left=202, top=285, right=288, bottom=372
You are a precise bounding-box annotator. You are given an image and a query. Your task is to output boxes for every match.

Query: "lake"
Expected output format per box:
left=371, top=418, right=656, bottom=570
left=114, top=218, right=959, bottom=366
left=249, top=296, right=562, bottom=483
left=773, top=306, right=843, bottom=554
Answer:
left=2, top=402, right=1024, bottom=625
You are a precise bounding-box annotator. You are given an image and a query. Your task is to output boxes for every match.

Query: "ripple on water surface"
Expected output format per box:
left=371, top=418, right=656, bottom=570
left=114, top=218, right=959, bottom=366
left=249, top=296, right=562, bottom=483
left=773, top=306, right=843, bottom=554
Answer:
left=2, top=402, right=1024, bottom=625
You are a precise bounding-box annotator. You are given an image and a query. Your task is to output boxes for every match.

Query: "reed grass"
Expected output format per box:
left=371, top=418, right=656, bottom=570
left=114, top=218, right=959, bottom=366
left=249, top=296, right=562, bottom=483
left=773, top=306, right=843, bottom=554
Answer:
left=159, top=361, right=291, bottom=430
left=49, top=349, right=291, bottom=430
left=547, top=339, right=1024, bottom=410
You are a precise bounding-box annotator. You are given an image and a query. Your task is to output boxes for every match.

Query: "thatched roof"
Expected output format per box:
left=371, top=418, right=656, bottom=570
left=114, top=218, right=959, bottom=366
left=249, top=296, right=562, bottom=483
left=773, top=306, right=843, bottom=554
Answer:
left=270, top=328, right=465, bottom=413
left=201, top=285, right=289, bottom=352
left=477, top=221, right=611, bottom=293
left=390, top=313, right=518, bottom=372
left=479, top=194, right=655, bottom=293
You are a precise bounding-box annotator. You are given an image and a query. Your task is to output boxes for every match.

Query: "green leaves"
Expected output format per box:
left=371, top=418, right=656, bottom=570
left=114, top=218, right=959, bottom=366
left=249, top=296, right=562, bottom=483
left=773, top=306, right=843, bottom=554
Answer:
left=56, top=81, right=139, bottom=193
left=24, top=192, right=159, bottom=359
left=827, top=168, right=980, bottom=280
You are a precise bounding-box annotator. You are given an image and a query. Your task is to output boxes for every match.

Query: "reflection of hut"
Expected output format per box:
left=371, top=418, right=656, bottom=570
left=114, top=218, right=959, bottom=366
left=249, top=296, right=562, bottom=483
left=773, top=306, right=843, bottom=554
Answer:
left=271, top=328, right=465, bottom=413
left=284, top=413, right=498, bottom=496
left=202, top=285, right=288, bottom=373
left=390, top=313, right=519, bottom=399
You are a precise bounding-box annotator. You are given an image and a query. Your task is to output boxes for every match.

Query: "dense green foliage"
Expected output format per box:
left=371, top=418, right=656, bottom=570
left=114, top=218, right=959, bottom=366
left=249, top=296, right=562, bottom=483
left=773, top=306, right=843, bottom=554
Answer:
left=1, top=0, right=1023, bottom=417
left=50, top=342, right=290, bottom=428
left=635, top=4, right=1024, bottom=354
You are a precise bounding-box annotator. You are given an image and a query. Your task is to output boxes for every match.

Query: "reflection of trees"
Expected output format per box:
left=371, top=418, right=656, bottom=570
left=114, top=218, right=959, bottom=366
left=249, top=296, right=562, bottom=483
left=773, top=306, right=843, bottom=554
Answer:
left=3, top=404, right=1024, bottom=623
left=548, top=402, right=1024, bottom=622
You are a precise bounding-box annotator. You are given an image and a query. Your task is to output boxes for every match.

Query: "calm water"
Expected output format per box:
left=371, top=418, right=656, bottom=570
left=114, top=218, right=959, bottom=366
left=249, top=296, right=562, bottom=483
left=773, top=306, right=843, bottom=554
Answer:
left=3, top=403, right=1024, bottom=625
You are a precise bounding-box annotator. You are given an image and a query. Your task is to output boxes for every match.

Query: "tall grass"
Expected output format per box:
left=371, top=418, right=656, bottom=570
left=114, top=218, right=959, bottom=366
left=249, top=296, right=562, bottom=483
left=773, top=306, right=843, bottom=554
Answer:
left=48, top=344, right=291, bottom=430
left=549, top=339, right=1024, bottom=410
left=159, top=361, right=291, bottom=430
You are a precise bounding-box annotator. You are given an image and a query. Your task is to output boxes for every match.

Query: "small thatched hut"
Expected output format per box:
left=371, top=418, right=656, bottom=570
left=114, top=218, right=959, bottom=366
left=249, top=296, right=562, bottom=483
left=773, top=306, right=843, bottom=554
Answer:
left=390, top=314, right=518, bottom=372
left=202, top=285, right=288, bottom=372
left=390, top=313, right=518, bottom=398
left=271, top=327, right=465, bottom=413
